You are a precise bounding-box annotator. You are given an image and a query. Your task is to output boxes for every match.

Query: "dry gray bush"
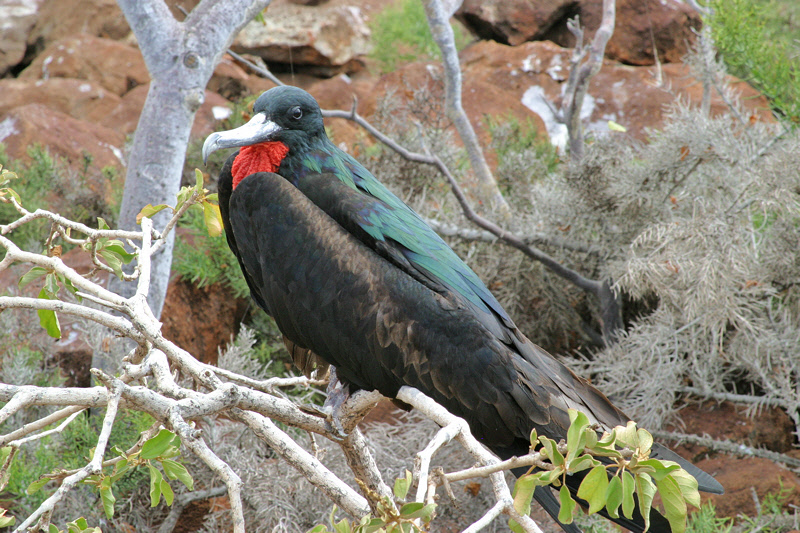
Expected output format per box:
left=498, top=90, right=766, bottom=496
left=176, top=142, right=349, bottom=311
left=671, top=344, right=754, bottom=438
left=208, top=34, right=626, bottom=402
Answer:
left=190, top=332, right=510, bottom=533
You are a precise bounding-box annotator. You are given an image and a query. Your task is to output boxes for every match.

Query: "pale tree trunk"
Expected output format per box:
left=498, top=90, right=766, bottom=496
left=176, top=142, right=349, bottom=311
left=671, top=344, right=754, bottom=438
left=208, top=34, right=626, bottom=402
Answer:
left=101, top=0, right=270, bottom=376
left=110, top=0, right=271, bottom=318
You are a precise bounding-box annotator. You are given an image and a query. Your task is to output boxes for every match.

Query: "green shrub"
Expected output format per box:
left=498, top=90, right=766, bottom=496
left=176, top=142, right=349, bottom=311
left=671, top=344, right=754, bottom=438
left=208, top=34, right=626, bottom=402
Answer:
left=369, top=0, right=471, bottom=73
left=706, top=0, right=800, bottom=124
left=171, top=207, right=249, bottom=298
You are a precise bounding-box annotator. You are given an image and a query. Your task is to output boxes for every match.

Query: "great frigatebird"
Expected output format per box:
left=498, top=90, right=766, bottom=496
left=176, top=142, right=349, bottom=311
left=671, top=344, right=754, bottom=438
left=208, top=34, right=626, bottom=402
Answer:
left=202, top=85, right=723, bottom=532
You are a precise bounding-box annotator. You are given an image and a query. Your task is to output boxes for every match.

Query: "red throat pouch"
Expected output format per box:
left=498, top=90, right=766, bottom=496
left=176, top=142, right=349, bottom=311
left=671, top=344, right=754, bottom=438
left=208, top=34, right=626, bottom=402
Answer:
left=231, top=141, right=290, bottom=189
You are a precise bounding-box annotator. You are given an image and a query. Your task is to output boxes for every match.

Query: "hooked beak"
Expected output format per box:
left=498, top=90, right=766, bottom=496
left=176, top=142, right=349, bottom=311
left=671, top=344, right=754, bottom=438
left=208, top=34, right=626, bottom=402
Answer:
left=202, top=112, right=282, bottom=165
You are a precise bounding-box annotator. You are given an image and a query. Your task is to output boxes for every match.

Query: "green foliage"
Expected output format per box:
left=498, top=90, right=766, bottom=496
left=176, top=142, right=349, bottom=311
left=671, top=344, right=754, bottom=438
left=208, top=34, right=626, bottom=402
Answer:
left=309, top=471, right=436, bottom=533
left=368, top=0, right=470, bottom=73
left=172, top=200, right=249, bottom=298
left=21, top=428, right=194, bottom=523
left=510, top=410, right=700, bottom=533
left=686, top=502, right=732, bottom=533
left=706, top=0, right=800, bottom=124
left=0, top=145, right=122, bottom=252
left=2, top=408, right=154, bottom=518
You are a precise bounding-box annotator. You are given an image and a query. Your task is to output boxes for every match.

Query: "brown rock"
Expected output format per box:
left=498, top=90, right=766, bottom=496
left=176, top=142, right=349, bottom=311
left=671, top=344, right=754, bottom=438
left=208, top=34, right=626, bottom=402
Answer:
left=0, top=103, right=126, bottom=174
left=100, top=83, right=232, bottom=139
left=695, top=457, right=800, bottom=518
left=459, top=40, right=774, bottom=144
left=545, top=0, right=702, bottom=66
left=232, top=1, right=371, bottom=76
left=456, top=0, right=576, bottom=47
left=0, top=78, right=121, bottom=125
left=160, top=239, right=249, bottom=365
left=307, top=74, right=378, bottom=154
left=19, top=34, right=149, bottom=96
left=24, top=0, right=205, bottom=58
left=0, top=0, right=41, bottom=75
left=373, top=61, right=548, bottom=168
left=208, top=55, right=258, bottom=101
left=26, top=0, right=129, bottom=56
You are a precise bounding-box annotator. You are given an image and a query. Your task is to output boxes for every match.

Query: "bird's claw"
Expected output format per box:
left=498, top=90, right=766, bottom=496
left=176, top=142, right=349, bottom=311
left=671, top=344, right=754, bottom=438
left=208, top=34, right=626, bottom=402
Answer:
left=322, top=367, right=351, bottom=439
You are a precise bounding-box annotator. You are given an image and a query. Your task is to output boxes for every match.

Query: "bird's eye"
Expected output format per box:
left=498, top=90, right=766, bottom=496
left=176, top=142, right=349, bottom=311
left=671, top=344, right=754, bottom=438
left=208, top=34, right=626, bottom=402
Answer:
left=291, top=107, right=303, bottom=120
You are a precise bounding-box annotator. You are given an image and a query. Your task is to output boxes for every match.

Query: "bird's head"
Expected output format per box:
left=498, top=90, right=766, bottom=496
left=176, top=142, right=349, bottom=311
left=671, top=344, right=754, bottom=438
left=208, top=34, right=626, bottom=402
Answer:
left=202, top=86, right=325, bottom=165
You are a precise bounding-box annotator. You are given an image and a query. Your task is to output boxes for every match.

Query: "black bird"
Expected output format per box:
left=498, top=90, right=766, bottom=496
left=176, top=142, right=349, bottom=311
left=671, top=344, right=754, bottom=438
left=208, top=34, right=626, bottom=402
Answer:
left=202, top=86, right=723, bottom=532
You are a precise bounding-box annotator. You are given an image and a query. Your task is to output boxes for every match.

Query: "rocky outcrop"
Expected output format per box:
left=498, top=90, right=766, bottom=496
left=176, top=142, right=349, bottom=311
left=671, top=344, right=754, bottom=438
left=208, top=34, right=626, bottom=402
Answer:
left=0, top=0, right=41, bottom=75
left=456, top=0, right=576, bottom=47
left=19, top=34, right=149, bottom=95
left=232, top=1, right=371, bottom=76
left=457, top=0, right=702, bottom=66
left=0, top=103, right=125, bottom=172
left=99, top=83, right=233, bottom=139
left=459, top=40, right=773, bottom=145
left=0, top=78, right=121, bottom=124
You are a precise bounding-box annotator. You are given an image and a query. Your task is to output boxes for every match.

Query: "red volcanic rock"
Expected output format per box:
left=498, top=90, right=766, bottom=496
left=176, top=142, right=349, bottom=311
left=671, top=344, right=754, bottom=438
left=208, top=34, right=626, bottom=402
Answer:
left=0, top=103, right=125, bottom=173
left=0, top=78, right=121, bottom=124
left=19, top=34, right=149, bottom=96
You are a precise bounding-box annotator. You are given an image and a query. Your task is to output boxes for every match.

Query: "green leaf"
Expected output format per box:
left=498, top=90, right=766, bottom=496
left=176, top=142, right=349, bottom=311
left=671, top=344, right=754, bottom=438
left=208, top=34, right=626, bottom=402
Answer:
left=670, top=468, right=701, bottom=508
left=36, top=296, right=60, bottom=338
left=194, top=168, right=205, bottom=192
left=566, top=409, right=590, bottom=461
left=100, top=478, right=116, bottom=518
left=161, top=478, right=175, bottom=506
left=307, top=526, right=329, bottom=533
left=142, top=429, right=176, bottom=460
left=637, top=429, right=654, bottom=456
left=608, top=120, right=627, bottom=132
left=148, top=463, right=163, bottom=507
left=137, top=204, right=171, bottom=224
left=393, top=469, right=413, bottom=500
left=656, top=474, right=687, bottom=533
left=0, top=187, right=22, bottom=206
left=635, top=472, right=657, bottom=531
left=203, top=201, right=223, bottom=237
left=637, top=459, right=681, bottom=481
left=621, top=470, right=636, bottom=519
left=161, top=459, right=194, bottom=490
left=99, top=248, right=123, bottom=277
left=49, top=524, right=59, bottom=533
left=0, top=508, right=15, bottom=527
left=102, top=242, right=135, bottom=263
left=332, top=517, right=353, bottom=533
left=18, top=266, right=48, bottom=290
left=605, top=475, right=623, bottom=518
left=25, top=476, right=50, bottom=495
left=403, top=503, right=435, bottom=522
left=44, top=273, right=59, bottom=297
left=538, top=436, right=565, bottom=467
left=509, top=474, right=538, bottom=533
left=577, top=465, right=609, bottom=515
left=558, top=484, right=577, bottom=524
left=512, top=474, right=537, bottom=515
left=615, top=421, right=639, bottom=450
left=566, top=454, right=598, bottom=474
left=205, top=193, right=219, bottom=203
left=535, top=467, right=564, bottom=486
left=396, top=501, right=436, bottom=522
left=97, top=218, right=110, bottom=230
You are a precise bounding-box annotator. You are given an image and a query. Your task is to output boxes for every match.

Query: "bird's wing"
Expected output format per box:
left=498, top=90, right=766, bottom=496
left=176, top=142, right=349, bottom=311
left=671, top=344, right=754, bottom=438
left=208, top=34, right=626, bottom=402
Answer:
left=294, top=154, right=515, bottom=342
